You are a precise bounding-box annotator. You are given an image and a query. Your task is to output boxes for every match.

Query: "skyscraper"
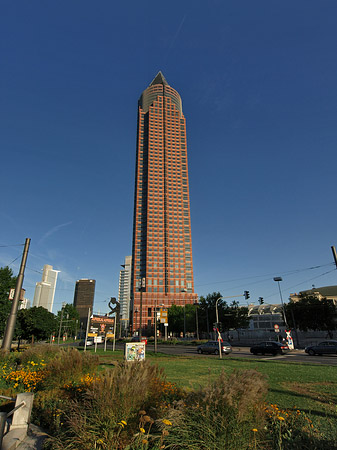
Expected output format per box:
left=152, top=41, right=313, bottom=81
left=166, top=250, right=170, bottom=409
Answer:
left=131, top=72, right=197, bottom=334
left=33, top=264, right=59, bottom=312
left=73, top=279, right=96, bottom=332
left=118, top=256, right=132, bottom=335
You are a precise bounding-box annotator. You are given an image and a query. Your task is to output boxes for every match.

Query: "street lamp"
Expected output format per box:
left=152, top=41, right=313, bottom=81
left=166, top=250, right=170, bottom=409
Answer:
left=273, top=277, right=288, bottom=328
left=215, top=297, right=223, bottom=359
left=181, top=288, right=187, bottom=338
left=194, top=300, right=199, bottom=340
left=134, top=308, right=139, bottom=335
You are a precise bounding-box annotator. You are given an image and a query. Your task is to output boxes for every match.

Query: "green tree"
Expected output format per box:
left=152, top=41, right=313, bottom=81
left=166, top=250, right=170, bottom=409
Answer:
left=0, top=266, right=17, bottom=337
left=56, top=303, right=80, bottom=338
left=16, top=306, right=57, bottom=342
left=285, top=295, right=337, bottom=335
left=167, top=304, right=184, bottom=334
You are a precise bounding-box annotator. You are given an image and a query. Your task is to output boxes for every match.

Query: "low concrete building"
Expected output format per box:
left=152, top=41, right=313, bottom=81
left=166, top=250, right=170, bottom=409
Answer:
left=290, top=285, right=337, bottom=306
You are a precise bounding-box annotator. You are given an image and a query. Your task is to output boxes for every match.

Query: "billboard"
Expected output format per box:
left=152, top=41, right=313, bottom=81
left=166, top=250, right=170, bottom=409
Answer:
left=89, top=314, right=115, bottom=338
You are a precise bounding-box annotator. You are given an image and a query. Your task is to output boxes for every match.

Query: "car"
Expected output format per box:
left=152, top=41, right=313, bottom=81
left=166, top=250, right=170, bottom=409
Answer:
left=131, top=336, right=148, bottom=345
left=79, top=339, right=94, bottom=346
left=197, top=340, right=232, bottom=355
left=250, top=341, right=289, bottom=356
left=305, top=340, right=337, bottom=356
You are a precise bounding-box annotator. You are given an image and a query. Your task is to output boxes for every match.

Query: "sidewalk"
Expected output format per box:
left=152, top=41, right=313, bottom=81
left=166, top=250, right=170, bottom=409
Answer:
left=16, top=424, right=48, bottom=450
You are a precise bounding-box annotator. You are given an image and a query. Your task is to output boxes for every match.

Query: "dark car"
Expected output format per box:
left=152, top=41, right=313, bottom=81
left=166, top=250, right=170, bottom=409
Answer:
left=197, top=340, right=232, bottom=355
left=250, top=341, right=289, bottom=356
left=305, top=340, right=337, bottom=356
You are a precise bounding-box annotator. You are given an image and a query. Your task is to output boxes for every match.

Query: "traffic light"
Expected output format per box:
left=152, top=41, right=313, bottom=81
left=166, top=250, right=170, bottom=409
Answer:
left=244, top=291, right=250, bottom=300
left=258, top=297, right=264, bottom=304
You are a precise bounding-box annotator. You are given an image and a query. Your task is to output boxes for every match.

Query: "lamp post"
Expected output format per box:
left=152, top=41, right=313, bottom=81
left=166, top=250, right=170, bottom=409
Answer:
left=215, top=297, right=223, bottom=359
left=181, top=288, right=187, bottom=338
left=139, top=278, right=146, bottom=339
left=134, top=308, right=139, bottom=335
left=154, top=299, right=158, bottom=353
left=273, top=277, right=288, bottom=328
left=194, top=301, right=199, bottom=340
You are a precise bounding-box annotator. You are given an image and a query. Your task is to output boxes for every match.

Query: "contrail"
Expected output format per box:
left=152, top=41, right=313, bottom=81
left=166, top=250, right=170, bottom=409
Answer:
left=38, top=221, right=73, bottom=245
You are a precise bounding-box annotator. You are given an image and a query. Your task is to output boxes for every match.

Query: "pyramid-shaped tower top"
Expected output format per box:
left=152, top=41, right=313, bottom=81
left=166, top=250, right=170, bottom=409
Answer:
left=150, top=71, right=168, bottom=86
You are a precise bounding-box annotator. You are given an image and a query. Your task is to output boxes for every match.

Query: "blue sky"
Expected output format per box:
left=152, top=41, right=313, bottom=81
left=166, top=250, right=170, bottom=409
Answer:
left=1, top=0, right=337, bottom=314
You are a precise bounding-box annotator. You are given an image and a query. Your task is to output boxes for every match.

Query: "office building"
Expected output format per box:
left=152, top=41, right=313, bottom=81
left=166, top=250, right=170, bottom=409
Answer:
left=73, top=279, right=96, bottom=331
left=33, top=264, right=59, bottom=312
left=118, top=256, right=132, bottom=335
left=131, top=72, right=198, bottom=333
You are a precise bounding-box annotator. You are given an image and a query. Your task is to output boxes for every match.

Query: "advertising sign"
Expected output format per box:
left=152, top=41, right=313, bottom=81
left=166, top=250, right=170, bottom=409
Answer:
left=89, top=314, right=114, bottom=339
left=125, top=342, right=146, bottom=361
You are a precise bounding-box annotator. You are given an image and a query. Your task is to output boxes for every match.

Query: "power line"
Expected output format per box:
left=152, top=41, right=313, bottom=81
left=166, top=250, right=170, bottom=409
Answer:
left=0, top=244, right=24, bottom=248
left=7, top=256, right=21, bottom=267
left=263, top=269, right=336, bottom=300
left=195, top=262, right=334, bottom=289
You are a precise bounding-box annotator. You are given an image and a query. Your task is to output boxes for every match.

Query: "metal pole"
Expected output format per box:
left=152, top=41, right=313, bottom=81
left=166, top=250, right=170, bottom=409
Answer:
left=154, top=300, right=157, bottom=353
left=84, top=307, right=91, bottom=352
left=183, top=303, right=186, bottom=338
left=57, top=307, right=64, bottom=345
left=331, top=246, right=337, bottom=269
left=2, top=238, right=30, bottom=352
left=276, top=281, right=288, bottom=327
left=195, top=303, right=199, bottom=340
left=215, top=297, right=222, bottom=359
left=113, top=314, right=116, bottom=351
left=139, top=287, right=143, bottom=340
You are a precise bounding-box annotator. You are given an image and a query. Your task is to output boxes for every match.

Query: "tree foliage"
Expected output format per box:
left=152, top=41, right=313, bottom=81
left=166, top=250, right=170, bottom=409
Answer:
left=56, top=303, right=80, bottom=337
left=167, top=292, right=250, bottom=337
left=285, top=294, right=337, bottom=332
left=16, top=306, right=58, bottom=341
left=0, top=266, right=17, bottom=337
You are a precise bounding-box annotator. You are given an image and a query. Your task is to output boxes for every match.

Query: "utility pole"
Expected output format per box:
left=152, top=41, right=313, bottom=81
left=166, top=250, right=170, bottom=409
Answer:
left=2, top=238, right=31, bottom=352
left=139, top=278, right=145, bottom=340
left=57, top=303, right=66, bottom=345
left=331, top=246, right=337, bottom=269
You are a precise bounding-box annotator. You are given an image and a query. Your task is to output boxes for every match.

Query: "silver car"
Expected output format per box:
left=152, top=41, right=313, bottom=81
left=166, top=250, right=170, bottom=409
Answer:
left=197, top=340, right=232, bottom=355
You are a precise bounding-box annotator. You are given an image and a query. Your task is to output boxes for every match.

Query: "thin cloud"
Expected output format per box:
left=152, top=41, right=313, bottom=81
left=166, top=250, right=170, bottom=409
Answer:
left=38, top=221, right=73, bottom=246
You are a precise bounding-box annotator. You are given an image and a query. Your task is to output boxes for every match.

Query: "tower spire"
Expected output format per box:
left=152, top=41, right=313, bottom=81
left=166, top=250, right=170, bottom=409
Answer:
left=150, top=71, right=168, bottom=86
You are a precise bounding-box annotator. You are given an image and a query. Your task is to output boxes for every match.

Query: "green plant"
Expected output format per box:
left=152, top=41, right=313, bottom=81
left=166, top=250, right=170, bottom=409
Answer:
left=157, top=369, right=267, bottom=450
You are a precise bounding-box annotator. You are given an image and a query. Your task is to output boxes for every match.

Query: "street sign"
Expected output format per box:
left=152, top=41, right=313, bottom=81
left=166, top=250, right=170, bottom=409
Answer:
left=274, top=324, right=280, bottom=332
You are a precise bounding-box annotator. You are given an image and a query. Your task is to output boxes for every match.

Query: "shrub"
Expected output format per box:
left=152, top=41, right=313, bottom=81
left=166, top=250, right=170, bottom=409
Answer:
left=45, top=360, right=169, bottom=450
left=157, top=369, right=268, bottom=450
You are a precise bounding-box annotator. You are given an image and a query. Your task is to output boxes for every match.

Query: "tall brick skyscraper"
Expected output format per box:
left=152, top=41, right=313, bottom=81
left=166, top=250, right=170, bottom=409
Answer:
left=131, top=72, right=197, bottom=334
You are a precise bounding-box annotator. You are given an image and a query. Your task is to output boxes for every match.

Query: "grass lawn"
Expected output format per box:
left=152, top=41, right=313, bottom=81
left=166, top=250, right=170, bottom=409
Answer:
left=92, top=347, right=337, bottom=441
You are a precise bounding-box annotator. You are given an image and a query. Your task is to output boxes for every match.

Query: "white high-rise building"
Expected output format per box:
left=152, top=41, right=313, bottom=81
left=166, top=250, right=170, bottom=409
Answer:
left=118, top=256, right=132, bottom=335
left=33, top=264, right=60, bottom=313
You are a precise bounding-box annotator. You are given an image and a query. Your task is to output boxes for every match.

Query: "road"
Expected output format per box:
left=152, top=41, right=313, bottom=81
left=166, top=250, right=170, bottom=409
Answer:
left=100, top=342, right=337, bottom=365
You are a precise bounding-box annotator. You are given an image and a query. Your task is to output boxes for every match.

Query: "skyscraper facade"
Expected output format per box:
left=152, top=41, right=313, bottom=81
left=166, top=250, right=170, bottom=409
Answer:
left=33, top=264, right=59, bottom=312
left=73, top=279, right=96, bottom=331
left=131, top=72, right=197, bottom=334
left=118, top=256, right=132, bottom=334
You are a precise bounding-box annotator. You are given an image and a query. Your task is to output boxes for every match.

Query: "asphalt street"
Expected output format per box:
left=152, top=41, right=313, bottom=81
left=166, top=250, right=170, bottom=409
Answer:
left=92, top=342, right=337, bottom=365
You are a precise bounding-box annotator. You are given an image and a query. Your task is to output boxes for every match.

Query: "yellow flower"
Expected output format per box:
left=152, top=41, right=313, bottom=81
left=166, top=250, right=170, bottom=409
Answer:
left=162, top=419, right=172, bottom=426
left=140, top=427, right=145, bottom=433
left=277, top=416, right=285, bottom=421
left=121, top=420, right=127, bottom=426
left=142, top=439, right=148, bottom=444
left=252, top=428, right=258, bottom=432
